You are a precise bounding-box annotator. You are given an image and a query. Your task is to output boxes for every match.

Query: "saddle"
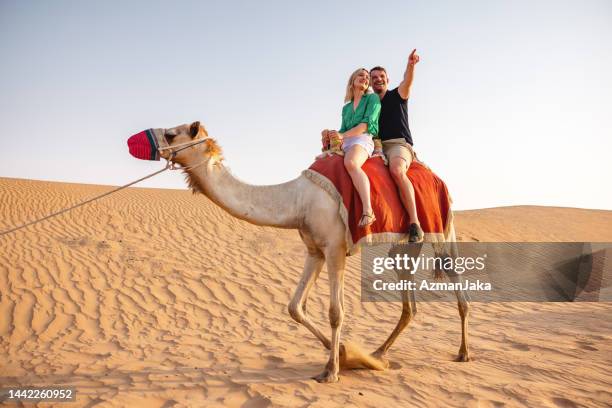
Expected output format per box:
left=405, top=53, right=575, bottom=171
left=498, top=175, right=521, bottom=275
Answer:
left=304, top=155, right=453, bottom=255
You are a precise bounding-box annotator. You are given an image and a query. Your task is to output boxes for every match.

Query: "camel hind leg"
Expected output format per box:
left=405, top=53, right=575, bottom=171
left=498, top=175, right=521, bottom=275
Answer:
left=372, top=275, right=417, bottom=367
left=371, top=239, right=471, bottom=363
left=372, top=243, right=422, bottom=364
left=449, top=269, right=471, bottom=362
left=455, top=294, right=470, bottom=362
left=435, top=238, right=471, bottom=362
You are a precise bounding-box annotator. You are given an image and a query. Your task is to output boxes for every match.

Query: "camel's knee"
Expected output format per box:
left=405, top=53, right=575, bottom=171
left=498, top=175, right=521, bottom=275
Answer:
left=402, top=306, right=416, bottom=320
left=398, top=307, right=415, bottom=330
left=328, top=304, right=344, bottom=329
left=288, top=300, right=305, bottom=323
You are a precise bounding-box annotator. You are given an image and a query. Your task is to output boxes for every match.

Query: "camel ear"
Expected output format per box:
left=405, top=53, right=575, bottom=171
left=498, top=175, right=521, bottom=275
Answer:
left=189, top=121, right=200, bottom=138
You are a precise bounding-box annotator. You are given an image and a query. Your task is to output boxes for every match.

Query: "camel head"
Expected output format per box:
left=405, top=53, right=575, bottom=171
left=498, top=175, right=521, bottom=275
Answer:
left=157, top=121, right=223, bottom=166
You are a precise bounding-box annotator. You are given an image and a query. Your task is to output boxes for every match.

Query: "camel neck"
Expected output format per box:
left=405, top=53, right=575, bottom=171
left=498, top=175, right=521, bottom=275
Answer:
left=188, top=160, right=302, bottom=229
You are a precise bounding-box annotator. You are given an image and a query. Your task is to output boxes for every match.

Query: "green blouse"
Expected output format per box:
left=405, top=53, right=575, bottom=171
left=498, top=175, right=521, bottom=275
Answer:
left=339, top=92, right=381, bottom=136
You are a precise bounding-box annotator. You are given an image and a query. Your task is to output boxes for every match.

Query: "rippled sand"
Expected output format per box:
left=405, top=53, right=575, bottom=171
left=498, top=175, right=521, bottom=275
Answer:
left=1, top=177, right=611, bottom=407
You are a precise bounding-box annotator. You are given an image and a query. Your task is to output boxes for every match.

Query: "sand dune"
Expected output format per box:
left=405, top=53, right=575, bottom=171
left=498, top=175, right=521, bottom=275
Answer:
left=1, top=177, right=611, bottom=407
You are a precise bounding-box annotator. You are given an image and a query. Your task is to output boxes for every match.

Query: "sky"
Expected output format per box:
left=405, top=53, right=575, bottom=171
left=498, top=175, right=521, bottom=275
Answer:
left=1, top=0, right=611, bottom=210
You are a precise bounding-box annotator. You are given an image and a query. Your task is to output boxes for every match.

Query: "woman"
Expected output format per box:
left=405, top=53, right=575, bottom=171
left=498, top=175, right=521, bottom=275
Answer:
left=321, top=68, right=381, bottom=227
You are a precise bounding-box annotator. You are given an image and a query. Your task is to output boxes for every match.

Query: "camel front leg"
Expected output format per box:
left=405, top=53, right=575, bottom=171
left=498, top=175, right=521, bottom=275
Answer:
left=313, top=249, right=345, bottom=383
left=288, top=252, right=331, bottom=349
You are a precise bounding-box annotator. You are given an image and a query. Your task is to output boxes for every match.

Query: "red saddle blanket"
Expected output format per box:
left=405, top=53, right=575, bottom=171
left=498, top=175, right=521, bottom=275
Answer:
left=304, top=155, right=453, bottom=254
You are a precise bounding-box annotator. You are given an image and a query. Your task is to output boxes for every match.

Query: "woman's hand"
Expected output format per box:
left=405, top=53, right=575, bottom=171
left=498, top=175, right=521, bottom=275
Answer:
left=329, top=130, right=344, bottom=139
left=328, top=130, right=343, bottom=150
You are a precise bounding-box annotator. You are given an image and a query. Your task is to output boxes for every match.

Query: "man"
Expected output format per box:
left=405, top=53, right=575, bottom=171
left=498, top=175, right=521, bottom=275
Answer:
left=370, top=49, right=424, bottom=242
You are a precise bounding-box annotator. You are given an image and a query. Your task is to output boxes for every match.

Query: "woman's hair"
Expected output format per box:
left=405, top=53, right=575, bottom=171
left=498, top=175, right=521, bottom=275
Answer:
left=344, top=68, right=370, bottom=103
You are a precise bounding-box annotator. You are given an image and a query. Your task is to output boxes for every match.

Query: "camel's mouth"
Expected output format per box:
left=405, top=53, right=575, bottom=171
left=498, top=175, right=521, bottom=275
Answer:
left=127, top=128, right=166, bottom=161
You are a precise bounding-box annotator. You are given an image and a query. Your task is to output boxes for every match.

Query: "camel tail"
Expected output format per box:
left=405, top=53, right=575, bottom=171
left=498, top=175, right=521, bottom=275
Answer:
left=431, top=241, right=453, bottom=281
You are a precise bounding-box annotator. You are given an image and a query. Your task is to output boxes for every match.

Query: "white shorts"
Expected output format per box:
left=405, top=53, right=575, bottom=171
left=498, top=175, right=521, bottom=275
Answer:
left=342, top=133, right=374, bottom=156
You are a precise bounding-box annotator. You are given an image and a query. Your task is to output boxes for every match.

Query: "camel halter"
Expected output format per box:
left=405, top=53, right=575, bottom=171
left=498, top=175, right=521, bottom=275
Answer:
left=160, top=136, right=213, bottom=171
left=0, top=136, right=213, bottom=237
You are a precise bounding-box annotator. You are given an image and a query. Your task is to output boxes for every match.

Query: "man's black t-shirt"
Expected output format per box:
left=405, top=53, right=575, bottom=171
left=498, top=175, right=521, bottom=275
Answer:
left=378, top=87, right=413, bottom=145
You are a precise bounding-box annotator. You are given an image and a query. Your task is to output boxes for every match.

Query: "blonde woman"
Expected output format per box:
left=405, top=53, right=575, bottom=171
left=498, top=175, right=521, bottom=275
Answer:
left=321, top=68, right=381, bottom=227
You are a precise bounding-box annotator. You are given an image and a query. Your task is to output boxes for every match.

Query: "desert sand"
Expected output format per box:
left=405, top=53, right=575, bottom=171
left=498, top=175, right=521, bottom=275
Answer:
left=1, top=176, right=611, bottom=407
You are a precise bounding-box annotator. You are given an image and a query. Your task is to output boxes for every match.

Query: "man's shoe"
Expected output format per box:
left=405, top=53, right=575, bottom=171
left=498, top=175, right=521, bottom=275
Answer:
left=408, top=223, right=424, bottom=243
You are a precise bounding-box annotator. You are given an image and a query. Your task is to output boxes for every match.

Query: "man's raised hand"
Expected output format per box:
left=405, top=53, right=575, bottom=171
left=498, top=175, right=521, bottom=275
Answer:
left=408, top=49, right=420, bottom=66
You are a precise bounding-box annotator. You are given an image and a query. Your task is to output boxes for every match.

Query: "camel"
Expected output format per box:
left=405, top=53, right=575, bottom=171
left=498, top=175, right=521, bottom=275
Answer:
left=156, top=121, right=470, bottom=383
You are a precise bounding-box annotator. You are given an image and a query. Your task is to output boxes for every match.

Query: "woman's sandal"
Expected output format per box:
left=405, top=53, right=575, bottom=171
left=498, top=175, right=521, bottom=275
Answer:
left=359, top=212, right=376, bottom=227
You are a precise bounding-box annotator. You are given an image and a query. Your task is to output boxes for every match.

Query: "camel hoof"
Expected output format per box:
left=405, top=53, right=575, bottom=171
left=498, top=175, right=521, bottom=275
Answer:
left=370, top=351, right=390, bottom=369
left=312, top=369, right=339, bottom=383
left=455, top=351, right=471, bottom=362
